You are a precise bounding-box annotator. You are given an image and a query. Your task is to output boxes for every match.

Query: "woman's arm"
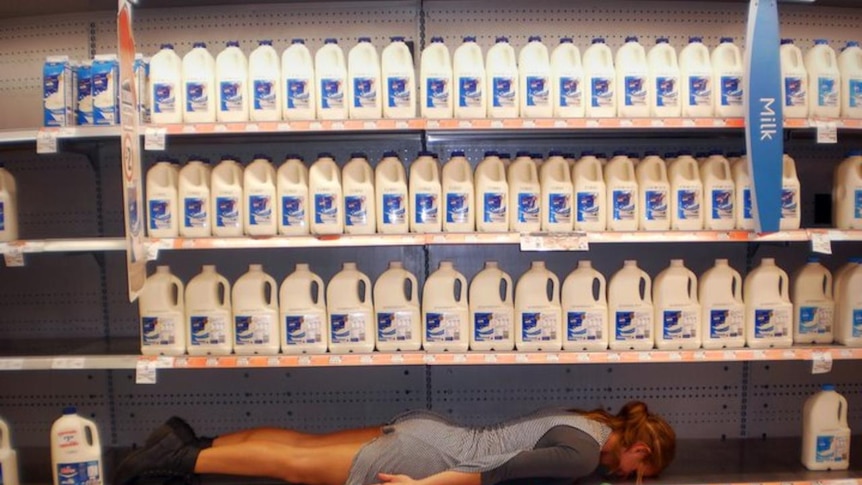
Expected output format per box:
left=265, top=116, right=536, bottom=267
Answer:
left=376, top=471, right=481, bottom=485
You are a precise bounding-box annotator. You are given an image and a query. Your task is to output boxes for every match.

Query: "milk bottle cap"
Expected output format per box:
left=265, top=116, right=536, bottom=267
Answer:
left=202, top=264, right=217, bottom=272
left=581, top=150, right=595, bottom=156
left=500, top=153, right=512, bottom=160
left=656, top=38, right=669, bottom=44
left=227, top=41, right=240, bottom=47
left=531, top=153, right=543, bottom=159
left=644, top=150, right=659, bottom=156
left=350, top=152, right=368, bottom=159
left=318, top=152, right=335, bottom=159
left=253, top=153, right=271, bottom=162
left=382, top=150, right=399, bottom=158
left=495, top=36, right=510, bottom=43
left=160, top=44, right=174, bottom=50
left=391, top=36, right=406, bottom=42
left=709, top=149, right=723, bottom=156
left=450, top=150, right=465, bottom=157
left=296, top=263, right=309, bottom=270
left=548, top=150, right=563, bottom=157
left=484, top=150, right=499, bottom=157
left=343, top=262, right=357, bottom=270
left=358, top=37, right=372, bottom=43
left=485, top=261, right=499, bottom=268
left=625, top=36, right=639, bottom=43
left=807, top=255, right=820, bottom=263
left=560, top=38, right=573, bottom=44
left=528, top=35, right=542, bottom=42
left=689, top=37, right=703, bottom=43
left=193, top=42, right=207, bottom=48
left=325, top=38, right=338, bottom=45
left=847, top=41, right=860, bottom=48
left=847, top=149, right=862, bottom=157
left=389, top=261, right=404, bottom=268
left=430, top=37, right=444, bottom=43
left=284, top=153, right=303, bottom=161
left=592, top=38, right=606, bottom=44
left=720, top=37, right=734, bottom=43
left=670, top=259, right=684, bottom=267
left=259, top=40, right=273, bottom=46
left=63, top=406, right=77, bottom=414
left=516, top=150, right=532, bottom=157
left=695, top=152, right=708, bottom=159
left=678, top=149, right=693, bottom=156
left=781, top=39, right=794, bottom=45
left=292, top=39, right=306, bottom=44
left=418, top=150, right=436, bottom=157
left=463, top=36, right=477, bottom=43
left=716, top=258, right=728, bottom=265
left=822, top=384, right=836, bottom=391
left=249, top=263, right=263, bottom=271
left=624, top=260, right=638, bottom=267
left=762, top=257, right=776, bottom=265
left=815, top=39, right=829, bottom=45
left=612, top=150, right=627, bottom=157
left=627, top=152, right=639, bottom=159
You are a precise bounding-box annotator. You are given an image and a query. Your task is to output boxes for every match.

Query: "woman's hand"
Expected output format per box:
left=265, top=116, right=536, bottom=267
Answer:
left=374, top=473, right=419, bottom=485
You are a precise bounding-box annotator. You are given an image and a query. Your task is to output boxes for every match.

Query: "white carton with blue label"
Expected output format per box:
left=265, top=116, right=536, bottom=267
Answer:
left=699, top=259, right=745, bottom=349
left=327, top=262, right=374, bottom=353
left=562, top=260, right=608, bottom=351
left=802, top=385, right=850, bottom=471
left=423, top=261, right=469, bottom=352
left=280, top=263, right=327, bottom=354
left=50, top=407, right=103, bottom=485
left=138, top=265, right=185, bottom=355
left=744, top=258, right=793, bottom=349
left=343, top=153, right=376, bottom=234
left=91, top=54, right=119, bottom=125
left=374, top=261, right=421, bottom=351
left=44, top=56, right=73, bottom=127
left=653, top=259, right=701, bottom=350
left=515, top=261, right=562, bottom=351
left=792, top=257, right=834, bottom=345
left=609, top=260, right=654, bottom=351
left=244, top=156, right=277, bottom=236
left=186, top=265, right=233, bottom=355
left=74, top=61, right=93, bottom=126
left=233, top=264, right=279, bottom=355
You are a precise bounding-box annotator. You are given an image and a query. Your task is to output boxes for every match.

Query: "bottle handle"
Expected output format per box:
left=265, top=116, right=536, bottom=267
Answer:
left=642, top=275, right=652, bottom=303
left=733, top=273, right=743, bottom=300
left=360, top=276, right=372, bottom=304
left=688, top=272, right=698, bottom=299
left=779, top=273, right=790, bottom=299
left=406, top=274, right=419, bottom=304
left=596, top=275, right=607, bottom=305
left=824, top=273, right=834, bottom=298
left=312, top=275, right=325, bottom=308
left=265, top=280, right=275, bottom=306
left=502, top=274, right=513, bottom=303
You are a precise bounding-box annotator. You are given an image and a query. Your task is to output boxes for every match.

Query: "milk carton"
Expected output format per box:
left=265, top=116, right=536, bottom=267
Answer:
left=712, top=37, right=744, bottom=118
left=75, top=61, right=93, bottom=126
left=50, top=408, right=102, bottom=485
left=134, top=54, right=151, bottom=124
left=680, top=37, right=713, bottom=117
left=469, top=261, right=515, bottom=351
left=648, top=38, right=681, bottom=118
left=0, top=417, right=19, bottom=485
left=183, top=42, right=216, bottom=123
left=605, top=154, right=638, bottom=231
left=179, top=159, right=212, bottom=238
left=745, top=258, right=793, bottom=348
left=732, top=156, right=754, bottom=230
left=702, top=153, right=735, bottom=230
left=316, top=39, right=347, bottom=120
left=244, top=156, right=277, bottom=236
left=146, top=161, right=179, bottom=238
left=211, top=156, right=244, bottom=237
left=454, top=36, right=486, bottom=118
left=280, top=263, right=327, bottom=354
left=233, top=264, right=279, bottom=354
left=375, top=151, right=409, bottom=234
left=282, top=39, right=316, bottom=120
left=327, top=262, right=375, bottom=353
left=249, top=40, right=282, bottom=122
left=551, top=38, right=585, bottom=118
left=616, top=36, right=649, bottom=118
left=515, top=261, right=562, bottom=351
left=781, top=154, right=802, bottom=230
left=562, top=260, right=608, bottom=351
left=421, top=37, right=453, bottom=119
left=609, top=260, right=654, bottom=350
left=277, top=156, right=309, bottom=235
left=835, top=259, right=862, bottom=346
left=654, top=259, right=701, bottom=350
left=540, top=152, right=574, bottom=232
left=343, top=153, right=376, bottom=234
left=382, top=36, right=416, bottom=119
left=348, top=37, right=382, bottom=119
left=508, top=151, right=542, bottom=233
left=186, top=265, right=232, bottom=355
left=700, top=259, right=745, bottom=349
left=138, top=265, right=185, bottom=356
left=573, top=153, right=606, bottom=232
left=44, top=56, right=73, bottom=127
left=781, top=39, right=809, bottom=118
left=150, top=45, right=182, bottom=124
left=802, top=385, right=851, bottom=471
left=583, top=38, right=616, bottom=118
left=309, top=153, right=343, bottom=235
left=423, top=261, right=469, bottom=352
left=834, top=150, right=862, bottom=229
left=216, top=41, right=249, bottom=122
left=0, top=165, right=18, bottom=242
left=487, top=37, right=519, bottom=118
left=519, top=35, right=552, bottom=118
left=475, top=151, right=509, bottom=232
left=806, top=39, right=841, bottom=118
left=636, top=152, right=670, bottom=231
left=839, top=41, right=862, bottom=119
left=669, top=153, right=704, bottom=230
left=411, top=151, right=443, bottom=233
left=374, top=261, right=421, bottom=351
left=792, top=257, right=834, bottom=345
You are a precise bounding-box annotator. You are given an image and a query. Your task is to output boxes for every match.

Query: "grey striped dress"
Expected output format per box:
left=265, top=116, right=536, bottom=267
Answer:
left=345, top=408, right=612, bottom=485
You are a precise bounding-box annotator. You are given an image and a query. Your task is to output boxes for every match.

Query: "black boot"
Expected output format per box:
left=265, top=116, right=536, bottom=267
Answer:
left=114, top=424, right=201, bottom=485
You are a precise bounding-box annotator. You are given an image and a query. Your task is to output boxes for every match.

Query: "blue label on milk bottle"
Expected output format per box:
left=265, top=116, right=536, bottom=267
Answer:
left=57, top=460, right=101, bottom=485
left=153, top=82, right=176, bottom=114
left=853, top=310, right=862, bottom=338
left=314, top=193, right=338, bottom=224
left=483, top=193, right=507, bottom=223
left=186, top=82, right=208, bottom=112
left=567, top=312, right=589, bottom=340
left=216, top=197, right=239, bottom=228
left=459, top=76, right=482, bottom=108
left=754, top=309, right=787, bottom=338
left=345, top=195, right=367, bottom=226
left=688, top=76, right=711, bottom=106
left=492, top=76, right=516, bottom=108
left=184, top=197, right=207, bottom=228
left=720, top=75, right=743, bottom=106
left=710, top=309, right=737, bottom=338
left=612, top=189, right=635, bottom=221
left=518, top=193, right=540, bottom=223
left=445, top=193, right=467, bottom=224
left=548, top=193, right=572, bottom=224
left=190, top=315, right=227, bottom=345
left=818, top=77, right=839, bottom=107
left=387, top=76, right=411, bottom=108
left=624, top=75, right=647, bottom=107
left=320, top=78, right=344, bottom=110
left=253, top=79, right=277, bottom=111
left=426, top=77, right=449, bottom=108
left=282, top=195, right=305, bottom=227
left=249, top=195, right=273, bottom=225
left=656, top=76, right=679, bottom=107
left=474, top=313, right=494, bottom=341
left=416, top=193, right=439, bottom=224
left=854, top=190, right=862, bottom=219
left=521, top=313, right=555, bottom=341
left=353, top=77, right=377, bottom=108
left=850, top=79, right=862, bottom=108
left=425, top=313, right=459, bottom=341
left=559, top=77, right=582, bottom=108
left=785, top=76, right=806, bottom=107
left=743, top=188, right=753, bottom=219
left=662, top=311, right=684, bottom=340
left=285, top=314, right=322, bottom=345
left=149, top=199, right=171, bottom=230
left=576, top=191, right=599, bottom=223
left=0, top=201, right=4, bottom=231
left=780, top=188, right=797, bottom=219
left=815, top=435, right=846, bottom=463
left=526, top=76, right=549, bottom=107
left=614, top=311, right=648, bottom=340
left=220, top=81, right=244, bottom=112
left=798, top=306, right=830, bottom=335
left=711, top=189, right=734, bottom=220
left=677, top=189, right=701, bottom=220
left=382, top=194, right=406, bottom=225
left=644, top=190, right=668, bottom=221
left=591, top=77, right=613, bottom=108
left=286, top=78, right=311, bottom=110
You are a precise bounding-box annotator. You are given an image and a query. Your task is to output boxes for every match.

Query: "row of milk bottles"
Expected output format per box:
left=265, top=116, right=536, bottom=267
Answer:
left=781, top=39, right=862, bottom=119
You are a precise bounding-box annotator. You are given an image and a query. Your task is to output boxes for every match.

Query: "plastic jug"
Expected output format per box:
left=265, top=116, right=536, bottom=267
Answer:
left=573, top=153, right=606, bottom=232
left=441, top=151, right=473, bottom=232
left=348, top=37, right=382, bottom=119
left=316, top=39, right=347, bottom=120
left=51, top=407, right=102, bottom=485
left=453, top=36, right=486, bottom=118
left=712, top=37, right=744, bottom=118
left=583, top=38, right=616, bottom=118
left=145, top=161, right=177, bottom=238
left=0, top=417, right=19, bottom=485
left=605, top=154, right=638, bottom=231
left=834, top=150, right=862, bottom=229
left=806, top=39, right=841, bottom=118
left=248, top=40, right=281, bottom=122
left=519, top=35, right=552, bottom=118
left=486, top=37, right=519, bottom=118
left=700, top=259, right=745, bottom=349
left=835, top=260, right=862, bottom=346
left=421, top=37, right=453, bottom=119
left=375, top=151, right=409, bottom=234
left=423, top=261, right=469, bottom=352
left=475, top=151, right=509, bottom=232
left=280, top=263, right=327, bottom=354
left=149, top=44, right=183, bottom=124
left=680, top=37, right=714, bottom=117
left=653, top=259, right=701, bottom=350
left=792, top=257, right=834, bottom=345
left=244, top=155, right=277, bottom=236
left=669, top=153, right=704, bottom=230
left=281, top=39, right=315, bottom=120
left=732, top=156, right=754, bottom=230
left=138, top=265, right=185, bottom=356
left=374, top=261, right=421, bottom=351
left=211, top=156, right=244, bottom=237
left=744, top=258, right=793, bottom=348
left=469, top=261, right=514, bottom=351
left=186, top=265, right=232, bottom=355
left=343, top=153, right=376, bottom=234
left=277, top=155, right=309, bottom=236
left=802, top=385, right=851, bottom=471
left=702, top=153, right=735, bottom=230
left=515, top=261, right=562, bottom=351
left=179, top=159, right=212, bottom=237
left=551, top=38, right=585, bottom=118
left=327, top=262, right=374, bottom=353
left=636, top=153, right=670, bottom=231
left=781, top=39, right=809, bottom=118
left=411, top=151, right=443, bottom=233
left=540, top=152, right=574, bottom=232
left=562, top=260, right=608, bottom=351
left=781, top=154, right=802, bottom=230
left=309, top=153, right=343, bottom=235
left=839, top=41, right=862, bottom=118
left=182, top=42, right=216, bottom=123
left=648, top=38, right=681, bottom=118
left=616, top=36, right=649, bottom=118
left=608, top=260, right=654, bottom=350
left=216, top=41, right=249, bottom=122
left=508, top=151, right=541, bottom=233
left=232, top=264, right=279, bottom=354
left=382, top=36, right=415, bottom=119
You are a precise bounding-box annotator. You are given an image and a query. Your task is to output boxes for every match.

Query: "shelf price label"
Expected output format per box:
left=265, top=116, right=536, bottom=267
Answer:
left=816, top=120, right=838, bottom=144
left=144, top=127, right=167, bottom=151
left=136, top=359, right=158, bottom=384
left=811, top=351, right=833, bottom=374
left=811, top=232, right=833, bottom=255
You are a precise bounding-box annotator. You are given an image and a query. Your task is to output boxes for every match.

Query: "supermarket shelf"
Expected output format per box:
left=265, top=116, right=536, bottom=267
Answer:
left=0, top=126, right=122, bottom=144
left=0, top=238, right=126, bottom=255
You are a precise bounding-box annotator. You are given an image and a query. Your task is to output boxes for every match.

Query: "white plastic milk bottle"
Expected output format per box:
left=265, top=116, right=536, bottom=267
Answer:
left=744, top=258, right=793, bottom=348
left=605, top=154, right=638, bottom=231
left=702, top=153, right=735, bottom=230
left=244, top=156, right=277, bottom=236
left=541, top=152, right=574, bottom=232
left=211, top=156, right=243, bottom=237
left=573, top=153, right=606, bottom=232
left=700, top=259, right=745, bottom=349
left=781, top=154, right=802, bottom=230
left=179, top=159, right=212, bottom=237
left=277, top=156, right=309, bottom=236
left=280, top=263, right=327, bottom=354
left=453, top=36, right=486, bottom=118
left=802, top=385, right=851, bottom=471
left=806, top=39, right=841, bottom=118
left=374, top=261, right=421, bottom=351
left=51, top=407, right=102, bottom=485
left=839, top=41, right=862, bottom=119
left=551, top=38, right=585, bottom=118
left=469, top=261, right=515, bottom=351
left=182, top=42, right=216, bottom=123
left=348, top=37, right=382, bottom=119
left=792, top=257, right=834, bottom=345
left=149, top=44, right=183, bottom=124
left=186, top=265, right=232, bottom=355
left=248, top=40, right=281, bottom=122
left=0, top=417, right=19, bottom=485
left=282, top=39, right=316, bottom=120
left=327, top=262, right=374, bottom=353
left=376, top=151, right=409, bottom=234
left=508, top=151, right=541, bottom=233
left=411, top=151, right=443, bottom=233
left=316, top=39, right=347, bottom=120
left=584, top=38, right=616, bottom=118
left=421, top=37, right=453, bottom=119
left=520, top=35, right=552, bottom=118
left=145, top=161, right=178, bottom=238
left=216, top=41, right=249, bottom=122
left=834, top=150, right=862, bottom=229
left=562, top=260, right=608, bottom=351
left=343, top=153, right=376, bottom=234
left=636, top=152, right=670, bottom=231
left=309, top=153, right=343, bottom=235
left=515, top=261, right=562, bottom=351
left=835, top=259, right=862, bottom=346
left=382, top=36, right=415, bottom=119
left=442, top=151, right=474, bottom=232
left=232, top=264, right=279, bottom=354
left=475, top=151, right=509, bottom=232
left=138, top=265, right=185, bottom=356
left=423, top=261, right=469, bottom=352
left=486, top=37, right=519, bottom=118
left=616, top=36, right=649, bottom=118
left=653, top=259, right=701, bottom=350
left=781, top=39, right=809, bottom=118
left=680, top=37, right=714, bottom=118
left=669, top=152, right=704, bottom=230
left=609, top=260, right=654, bottom=350
left=648, top=38, right=681, bottom=118
left=732, top=155, right=754, bottom=230
left=712, top=37, right=744, bottom=118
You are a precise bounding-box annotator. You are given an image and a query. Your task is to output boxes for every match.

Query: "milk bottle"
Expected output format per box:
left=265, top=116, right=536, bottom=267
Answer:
left=712, top=37, right=744, bottom=118
left=348, top=37, right=382, bottom=119
left=562, top=260, right=608, bottom=351
left=636, top=152, right=670, bottom=231
left=280, top=263, right=327, bottom=354
left=186, top=265, right=232, bottom=355
left=551, top=38, right=585, bottom=118
left=375, top=151, right=409, bottom=234
left=584, top=38, right=616, bottom=118
left=423, top=261, right=469, bottom=352
left=781, top=39, right=809, bottom=118
left=792, top=257, right=834, bottom=344
left=486, top=37, right=519, bottom=118
left=469, top=261, right=515, bottom=351
left=149, top=44, right=183, bottom=124
left=406, top=152, right=440, bottom=233
left=421, top=37, right=453, bottom=119
left=138, top=265, right=185, bottom=356
left=515, top=261, right=562, bottom=351
left=834, top=150, right=862, bottom=229
left=745, top=258, right=793, bottom=348
left=839, top=41, right=862, bottom=119
left=732, top=155, right=754, bottom=230
left=248, top=40, right=281, bottom=122
left=309, top=153, right=343, bottom=235
left=541, top=152, right=574, bottom=232
left=343, top=153, right=376, bottom=234
left=700, top=259, right=745, bottom=349
left=179, top=159, right=212, bottom=237
left=806, top=40, right=841, bottom=118
left=702, top=153, right=735, bottom=230
left=475, top=151, right=509, bottom=232
left=653, top=259, right=701, bottom=350
left=605, top=154, right=638, bottom=231
left=609, top=260, right=654, bottom=350
left=519, top=35, right=552, bottom=118
left=232, top=264, right=279, bottom=354
left=669, top=152, right=704, bottom=230
left=680, top=37, right=713, bottom=117
left=0, top=417, right=19, bottom=485
left=210, top=156, right=243, bottom=237
left=441, top=151, right=473, bottom=232
left=374, top=261, right=421, bottom=351
left=648, top=38, right=681, bottom=118
left=327, top=262, right=374, bottom=353
left=382, top=36, right=415, bottom=119
left=508, top=151, right=541, bottom=233
left=573, top=153, right=606, bottom=232
left=216, top=41, right=249, bottom=122
left=316, top=39, right=347, bottom=120
left=781, top=154, right=802, bottom=230
left=453, top=36, right=486, bottom=118
left=282, top=39, right=316, bottom=120
left=802, top=385, right=851, bottom=471
left=835, top=260, right=862, bottom=346
left=244, top=156, right=277, bottom=236
left=616, top=36, right=649, bottom=118
left=182, top=42, right=216, bottom=123
left=145, top=161, right=177, bottom=238
left=50, top=408, right=102, bottom=485
left=277, top=155, right=309, bottom=236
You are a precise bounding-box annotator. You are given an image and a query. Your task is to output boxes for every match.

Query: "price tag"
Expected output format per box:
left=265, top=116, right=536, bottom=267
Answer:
left=694, top=351, right=707, bottom=361
left=454, top=354, right=467, bottom=363
left=135, top=359, right=158, bottom=384
left=811, top=351, right=833, bottom=374
left=545, top=353, right=560, bottom=363
left=144, top=127, right=167, bottom=151
left=245, top=124, right=260, bottom=132
left=577, top=353, right=591, bottom=362
left=329, top=355, right=343, bottom=365
left=519, top=234, right=589, bottom=251
left=145, top=242, right=160, bottom=262
left=0, top=359, right=24, bottom=370
left=205, top=357, right=219, bottom=367
left=515, top=354, right=529, bottom=363
left=484, top=354, right=498, bottom=363
left=360, top=355, right=373, bottom=364
left=423, top=354, right=437, bottom=364
left=36, top=130, right=58, bottom=154
left=638, top=352, right=652, bottom=361
left=3, top=248, right=24, bottom=267
left=237, top=357, right=250, bottom=367
left=669, top=352, right=683, bottom=361
left=298, top=356, right=312, bottom=366
left=811, top=232, right=833, bottom=255
left=51, top=357, right=85, bottom=369
left=816, top=121, right=838, bottom=144
left=390, top=354, right=405, bottom=364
